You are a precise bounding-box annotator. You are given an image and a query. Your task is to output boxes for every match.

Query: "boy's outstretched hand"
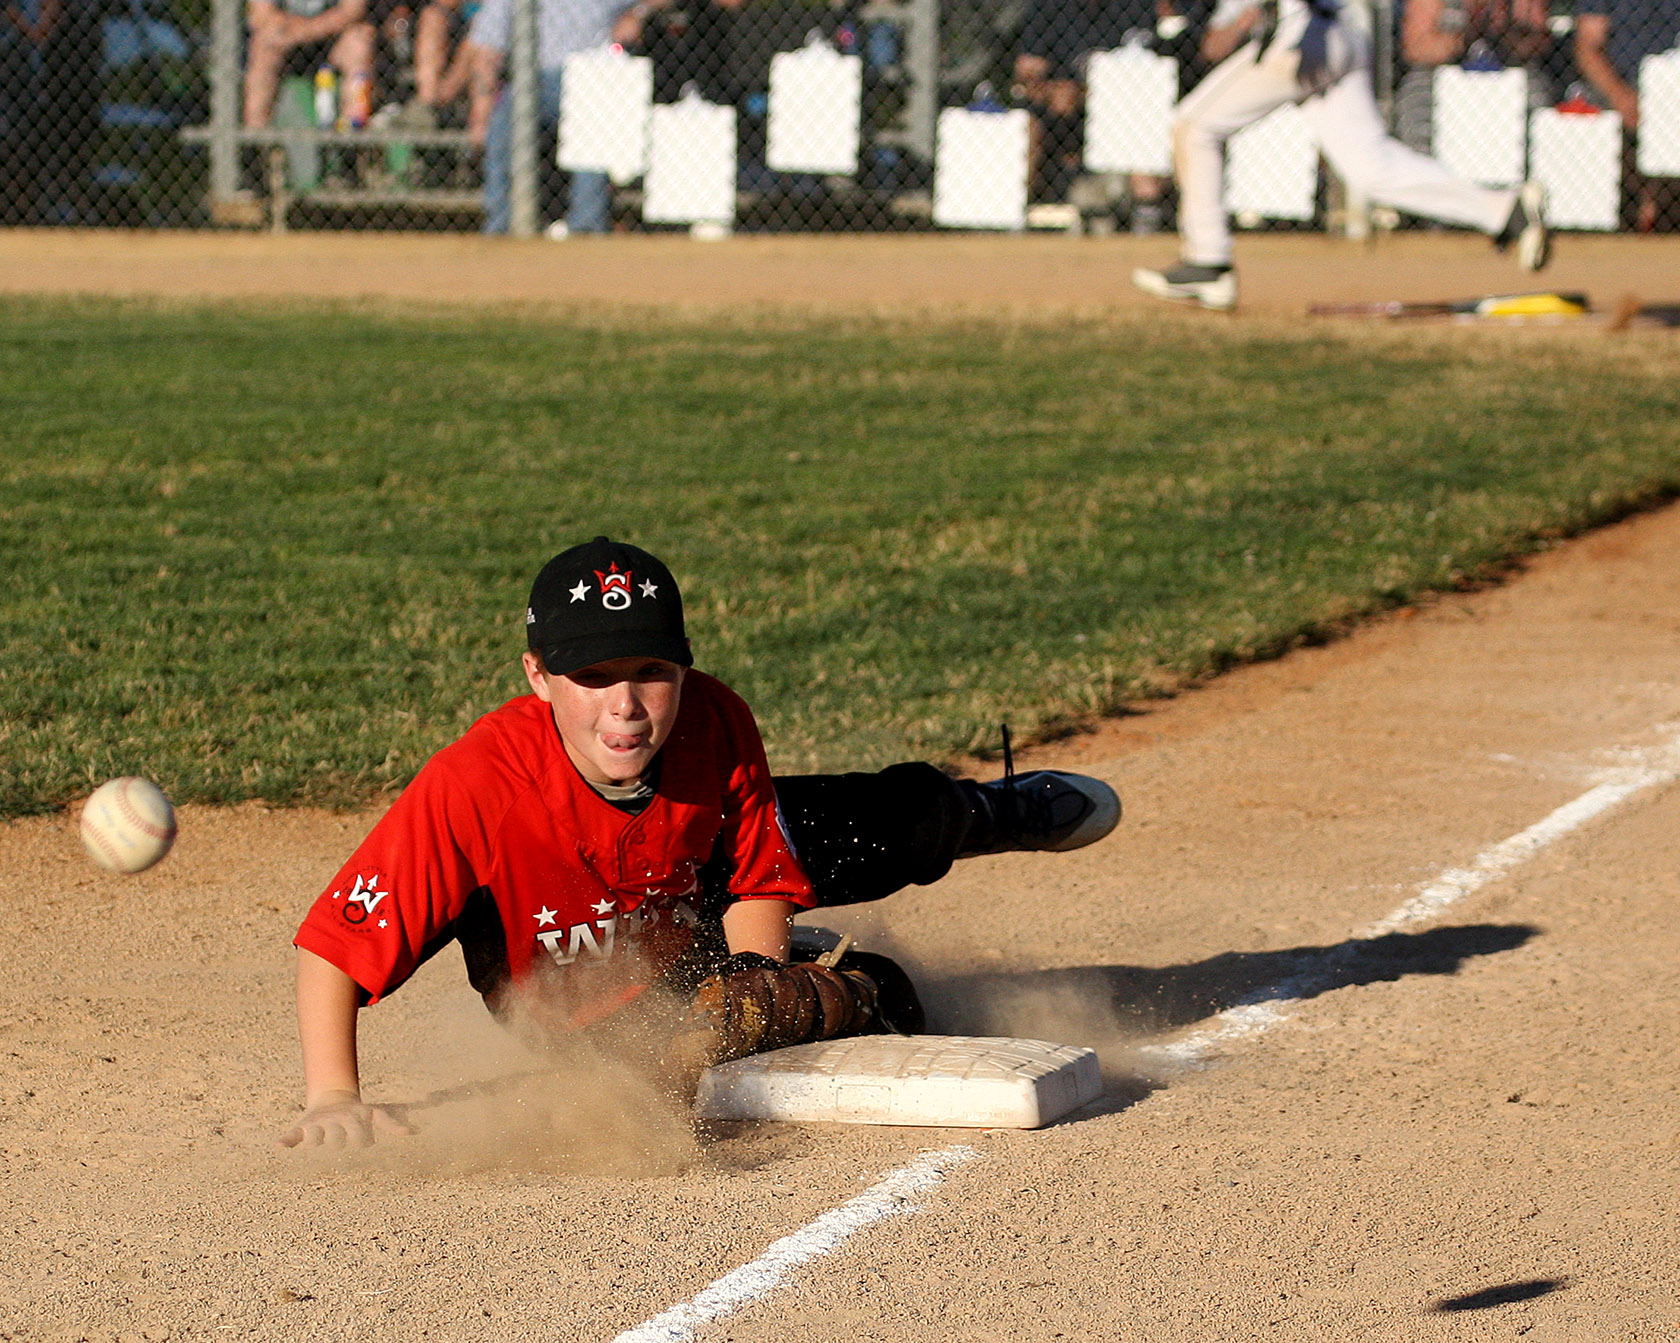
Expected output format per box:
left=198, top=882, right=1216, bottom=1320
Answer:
left=277, top=1089, right=417, bottom=1149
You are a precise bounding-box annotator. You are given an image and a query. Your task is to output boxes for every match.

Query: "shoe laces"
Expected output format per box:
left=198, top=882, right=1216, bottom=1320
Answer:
left=996, top=721, right=1024, bottom=842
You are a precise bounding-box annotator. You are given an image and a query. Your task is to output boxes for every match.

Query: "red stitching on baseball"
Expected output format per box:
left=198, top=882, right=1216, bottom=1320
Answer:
left=84, top=818, right=127, bottom=869
left=113, top=780, right=173, bottom=842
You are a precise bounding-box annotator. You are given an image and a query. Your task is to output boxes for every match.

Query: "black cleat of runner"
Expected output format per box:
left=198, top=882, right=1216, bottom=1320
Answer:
left=959, top=726, right=1121, bottom=856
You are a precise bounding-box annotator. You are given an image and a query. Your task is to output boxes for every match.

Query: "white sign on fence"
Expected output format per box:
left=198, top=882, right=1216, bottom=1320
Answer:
left=1637, top=49, right=1680, bottom=177
left=1434, top=66, right=1527, bottom=187
left=559, top=46, right=653, bottom=185
left=1227, top=102, right=1317, bottom=222
left=1531, top=107, right=1621, bottom=231
left=767, top=41, right=862, bottom=175
left=932, top=106, right=1030, bottom=230
left=644, top=92, right=737, bottom=224
left=1083, top=47, right=1175, bottom=175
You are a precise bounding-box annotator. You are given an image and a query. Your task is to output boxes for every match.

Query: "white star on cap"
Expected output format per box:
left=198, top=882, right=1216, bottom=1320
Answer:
left=535, top=906, right=558, bottom=926
left=568, top=580, right=589, bottom=603
left=639, top=580, right=658, bottom=598
left=591, top=898, right=615, bottom=916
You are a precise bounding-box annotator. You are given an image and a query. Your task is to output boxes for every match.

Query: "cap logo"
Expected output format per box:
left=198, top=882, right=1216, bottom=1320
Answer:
left=595, top=563, right=633, bottom=611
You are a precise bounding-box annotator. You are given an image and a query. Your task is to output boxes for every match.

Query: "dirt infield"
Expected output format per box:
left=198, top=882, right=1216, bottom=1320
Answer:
left=4, top=231, right=1679, bottom=1341
left=7, top=508, right=1680, bottom=1339
left=0, top=226, right=1675, bottom=316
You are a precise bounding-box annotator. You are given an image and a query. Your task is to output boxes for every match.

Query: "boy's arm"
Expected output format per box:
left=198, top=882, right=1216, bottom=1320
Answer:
left=276, top=949, right=416, bottom=1148
left=720, top=896, right=795, bottom=962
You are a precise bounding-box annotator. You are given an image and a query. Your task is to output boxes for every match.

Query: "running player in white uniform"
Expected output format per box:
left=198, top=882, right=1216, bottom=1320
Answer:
left=1133, top=0, right=1550, bottom=310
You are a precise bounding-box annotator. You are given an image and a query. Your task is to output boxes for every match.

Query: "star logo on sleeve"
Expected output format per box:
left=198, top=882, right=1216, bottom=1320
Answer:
left=338, top=874, right=390, bottom=926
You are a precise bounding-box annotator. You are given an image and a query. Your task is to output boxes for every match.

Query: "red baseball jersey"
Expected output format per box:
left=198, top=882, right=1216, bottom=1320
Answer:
left=294, top=671, right=814, bottom=1030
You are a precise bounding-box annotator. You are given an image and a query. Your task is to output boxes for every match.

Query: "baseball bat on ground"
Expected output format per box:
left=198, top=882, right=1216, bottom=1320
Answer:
left=1308, top=291, right=1590, bottom=319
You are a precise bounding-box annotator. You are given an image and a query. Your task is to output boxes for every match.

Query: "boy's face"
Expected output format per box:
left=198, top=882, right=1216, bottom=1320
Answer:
left=522, top=652, right=686, bottom=787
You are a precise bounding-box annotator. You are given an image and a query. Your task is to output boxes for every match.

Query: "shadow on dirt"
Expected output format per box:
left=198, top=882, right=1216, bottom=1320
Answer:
left=922, top=922, right=1538, bottom=1040
left=1429, top=1278, right=1571, bottom=1312
left=919, top=921, right=1539, bottom=1120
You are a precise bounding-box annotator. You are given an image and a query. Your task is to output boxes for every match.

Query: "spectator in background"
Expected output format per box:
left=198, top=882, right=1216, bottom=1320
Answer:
left=381, top=0, right=478, bottom=127
left=1395, top=0, right=1551, bottom=156
left=636, top=0, right=818, bottom=195
left=3, top=0, right=105, bottom=223
left=243, top=0, right=378, bottom=128
left=1012, top=0, right=1182, bottom=228
left=1574, top=0, right=1680, bottom=231
left=464, top=0, right=645, bottom=235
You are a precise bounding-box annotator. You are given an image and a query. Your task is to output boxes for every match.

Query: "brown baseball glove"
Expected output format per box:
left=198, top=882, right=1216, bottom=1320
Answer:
left=676, top=954, right=880, bottom=1071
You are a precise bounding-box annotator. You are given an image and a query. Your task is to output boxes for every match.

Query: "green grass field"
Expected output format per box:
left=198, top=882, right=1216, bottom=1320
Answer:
left=3, top=295, right=1677, bottom=818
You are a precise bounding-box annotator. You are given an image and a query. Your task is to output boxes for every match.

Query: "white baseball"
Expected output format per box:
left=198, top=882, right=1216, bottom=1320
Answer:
left=80, top=777, right=178, bottom=874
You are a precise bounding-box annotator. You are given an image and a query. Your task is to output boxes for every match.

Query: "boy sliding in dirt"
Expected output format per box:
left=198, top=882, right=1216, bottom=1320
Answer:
left=280, top=537, right=1121, bottom=1147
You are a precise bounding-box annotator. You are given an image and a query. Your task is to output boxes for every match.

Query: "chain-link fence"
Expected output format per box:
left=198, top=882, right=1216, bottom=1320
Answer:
left=2, top=0, right=1676, bottom=234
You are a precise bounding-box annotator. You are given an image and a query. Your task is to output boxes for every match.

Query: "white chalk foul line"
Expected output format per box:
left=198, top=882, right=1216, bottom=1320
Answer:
left=611, top=1144, right=977, bottom=1343
left=612, top=729, right=1680, bottom=1340
left=1142, top=728, right=1680, bottom=1067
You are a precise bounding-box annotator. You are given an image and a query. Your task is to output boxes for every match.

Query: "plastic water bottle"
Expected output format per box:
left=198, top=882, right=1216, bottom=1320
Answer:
left=341, top=71, right=373, bottom=130
left=391, top=11, right=413, bottom=68
left=313, top=66, right=337, bottom=129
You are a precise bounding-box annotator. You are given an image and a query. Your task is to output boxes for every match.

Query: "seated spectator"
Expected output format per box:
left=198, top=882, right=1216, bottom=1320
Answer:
left=380, top=0, right=477, bottom=127
left=1574, top=0, right=1680, bottom=232
left=1012, top=0, right=1179, bottom=228
left=1395, top=0, right=1552, bottom=157
left=243, top=0, right=378, bottom=128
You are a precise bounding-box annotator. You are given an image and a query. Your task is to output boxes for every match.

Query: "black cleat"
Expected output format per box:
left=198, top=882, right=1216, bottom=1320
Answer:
left=959, top=726, right=1121, bottom=856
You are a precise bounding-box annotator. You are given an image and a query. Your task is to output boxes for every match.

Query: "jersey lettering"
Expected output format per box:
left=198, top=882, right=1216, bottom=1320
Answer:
left=530, top=898, right=700, bottom=968
left=538, top=917, right=618, bottom=967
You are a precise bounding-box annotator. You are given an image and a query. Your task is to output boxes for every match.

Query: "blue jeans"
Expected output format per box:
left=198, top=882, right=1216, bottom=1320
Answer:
left=483, top=64, right=610, bottom=235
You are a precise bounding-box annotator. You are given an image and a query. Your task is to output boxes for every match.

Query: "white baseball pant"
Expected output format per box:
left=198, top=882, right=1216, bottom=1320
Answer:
left=1174, top=11, right=1519, bottom=267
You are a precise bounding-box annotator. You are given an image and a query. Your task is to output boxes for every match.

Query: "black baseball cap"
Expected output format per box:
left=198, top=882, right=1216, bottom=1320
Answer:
left=525, top=537, right=692, bottom=677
